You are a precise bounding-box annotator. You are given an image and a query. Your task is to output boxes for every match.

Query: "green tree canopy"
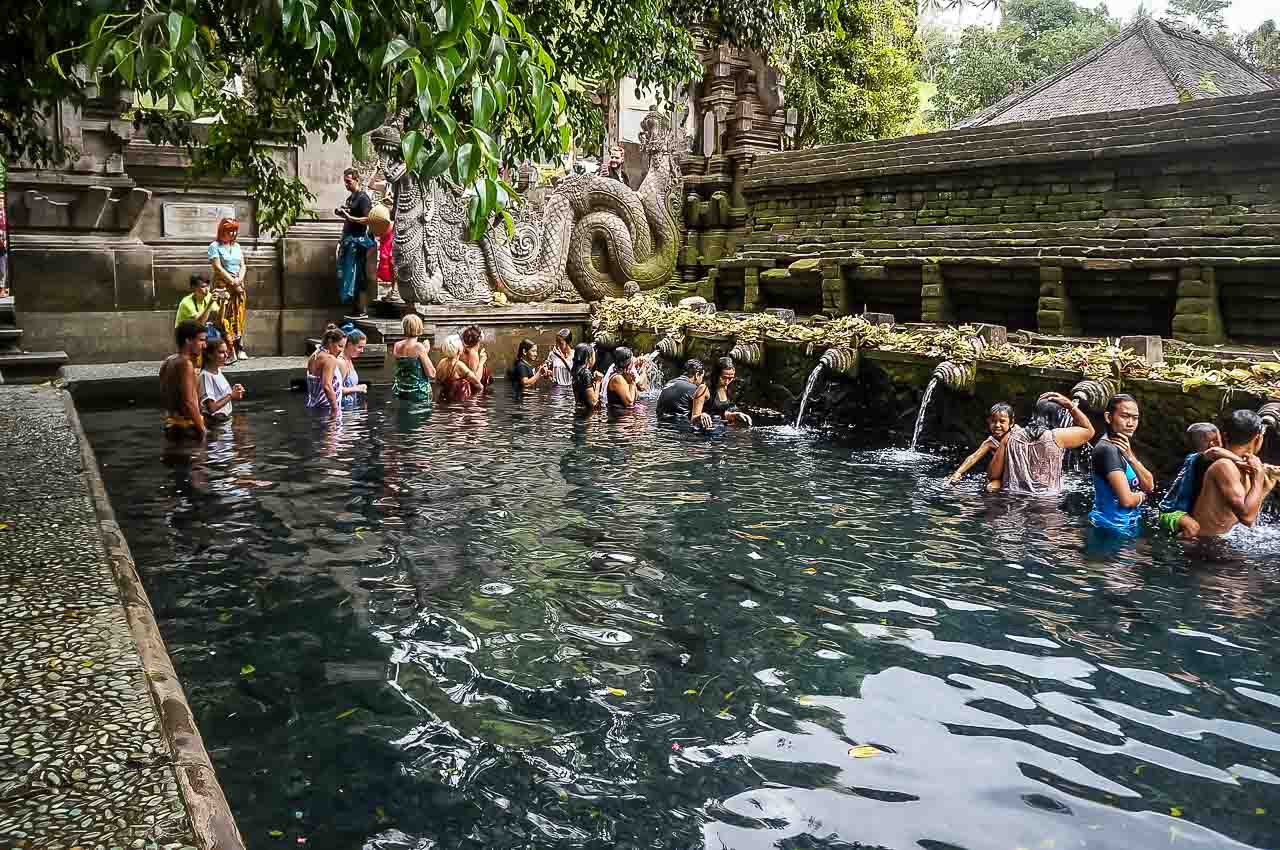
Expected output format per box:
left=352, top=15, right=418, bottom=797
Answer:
left=929, top=0, right=1119, bottom=127
left=1237, top=19, right=1280, bottom=70
left=1164, top=0, right=1230, bottom=33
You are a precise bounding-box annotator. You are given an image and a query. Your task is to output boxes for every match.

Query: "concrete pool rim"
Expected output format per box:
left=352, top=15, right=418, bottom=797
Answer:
left=62, top=390, right=246, bottom=850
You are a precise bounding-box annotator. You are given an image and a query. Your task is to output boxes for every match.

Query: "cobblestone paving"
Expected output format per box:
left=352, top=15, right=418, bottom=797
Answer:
left=0, top=386, right=197, bottom=849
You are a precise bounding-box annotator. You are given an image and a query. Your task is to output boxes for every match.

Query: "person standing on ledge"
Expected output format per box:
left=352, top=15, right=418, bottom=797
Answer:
left=336, top=167, right=375, bottom=317
left=209, top=217, right=248, bottom=361
left=1189, top=410, right=1279, bottom=538
left=175, top=272, right=221, bottom=334
left=160, top=320, right=208, bottom=440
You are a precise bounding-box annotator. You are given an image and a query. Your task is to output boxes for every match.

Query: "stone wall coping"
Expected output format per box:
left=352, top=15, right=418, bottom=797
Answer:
left=62, top=391, right=246, bottom=850
left=745, top=92, right=1280, bottom=189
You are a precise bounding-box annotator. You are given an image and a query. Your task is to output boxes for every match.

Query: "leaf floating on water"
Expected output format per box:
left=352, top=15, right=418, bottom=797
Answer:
left=1257, top=808, right=1267, bottom=815
left=683, top=689, right=697, bottom=696
left=217, top=611, right=232, bottom=623
left=849, top=745, right=883, bottom=759
left=606, top=687, right=627, bottom=697
left=336, top=708, right=358, bottom=720
left=802, top=567, right=817, bottom=575
left=730, top=530, right=770, bottom=541
left=1170, top=806, right=1182, bottom=817
left=269, top=830, right=284, bottom=839
left=240, top=664, right=256, bottom=676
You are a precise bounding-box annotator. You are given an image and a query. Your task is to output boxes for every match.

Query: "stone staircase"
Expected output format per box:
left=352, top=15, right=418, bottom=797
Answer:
left=0, top=296, right=68, bottom=384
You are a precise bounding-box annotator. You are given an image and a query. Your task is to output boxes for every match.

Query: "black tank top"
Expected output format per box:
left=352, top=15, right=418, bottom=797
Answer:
left=657, top=378, right=696, bottom=419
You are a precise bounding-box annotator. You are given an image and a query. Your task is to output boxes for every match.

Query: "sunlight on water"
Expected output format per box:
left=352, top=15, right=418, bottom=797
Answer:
left=86, top=388, right=1280, bottom=850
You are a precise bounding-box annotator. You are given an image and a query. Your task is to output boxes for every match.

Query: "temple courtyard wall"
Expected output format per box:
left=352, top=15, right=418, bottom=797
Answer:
left=702, top=91, right=1280, bottom=348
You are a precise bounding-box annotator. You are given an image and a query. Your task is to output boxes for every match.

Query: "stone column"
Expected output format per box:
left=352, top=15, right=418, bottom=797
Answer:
left=1036, top=265, right=1079, bottom=336
left=1172, top=264, right=1227, bottom=346
left=920, top=262, right=953, bottom=323
left=743, top=267, right=761, bottom=312
left=822, top=264, right=844, bottom=316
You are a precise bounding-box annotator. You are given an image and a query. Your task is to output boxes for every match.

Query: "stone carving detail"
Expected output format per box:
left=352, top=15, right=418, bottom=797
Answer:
left=372, top=107, right=685, bottom=306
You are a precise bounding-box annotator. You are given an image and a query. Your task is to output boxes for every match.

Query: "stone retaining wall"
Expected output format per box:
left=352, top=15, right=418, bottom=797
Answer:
left=706, top=91, right=1280, bottom=347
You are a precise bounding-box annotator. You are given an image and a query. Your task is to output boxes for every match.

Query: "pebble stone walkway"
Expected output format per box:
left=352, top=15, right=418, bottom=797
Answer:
left=0, top=385, right=198, bottom=850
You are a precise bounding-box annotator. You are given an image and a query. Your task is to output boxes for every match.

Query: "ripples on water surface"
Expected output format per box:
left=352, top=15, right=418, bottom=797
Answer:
left=85, top=389, right=1280, bottom=850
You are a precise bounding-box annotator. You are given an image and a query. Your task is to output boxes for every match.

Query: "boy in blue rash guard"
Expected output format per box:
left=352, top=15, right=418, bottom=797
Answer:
left=1158, top=422, right=1226, bottom=538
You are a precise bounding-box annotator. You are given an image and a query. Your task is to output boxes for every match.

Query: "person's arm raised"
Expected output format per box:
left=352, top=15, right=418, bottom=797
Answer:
left=1225, top=456, right=1269, bottom=527
left=418, top=346, right=436, bottom=379
left=1043, top=393, right=1095, bottom=449
left=611, top=374, right=635, bottom=406
left=1112, top=434, right=1155, bottom=493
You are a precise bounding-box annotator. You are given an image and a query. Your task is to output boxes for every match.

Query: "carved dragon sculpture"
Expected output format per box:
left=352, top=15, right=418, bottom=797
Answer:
left=371, top=107, right=684, bottom=307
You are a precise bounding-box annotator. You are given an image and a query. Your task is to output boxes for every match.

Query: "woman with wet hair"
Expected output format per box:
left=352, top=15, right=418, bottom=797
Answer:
left=305, top=325, right=346, bottom=412
left=988, top=392, right=1094, bottom=495
left=339, top=325, right=370, bottom=407
left=459, top=324, right=492, bottom=389
left=1088, top=393, right=1155, bottom=535
left=705, top=356, right=752, bottom=427
left=605, top=346, right=642, bottom=410
left=390, top=315, right=435, bottom=404
left=435, top=333, right=484, bottom=402
left=571, top=343, right=603, bottom=409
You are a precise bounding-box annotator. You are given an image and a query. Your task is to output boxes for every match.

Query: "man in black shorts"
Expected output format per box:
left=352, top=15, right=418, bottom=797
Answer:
left=657, top=359, right=712, bottom=429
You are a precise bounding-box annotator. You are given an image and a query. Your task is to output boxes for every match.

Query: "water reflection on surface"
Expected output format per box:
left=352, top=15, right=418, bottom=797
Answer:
left=86, top=389, right=1280, bottom=850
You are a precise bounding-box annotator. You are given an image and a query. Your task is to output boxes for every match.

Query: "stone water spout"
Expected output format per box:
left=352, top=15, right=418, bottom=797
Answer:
left=1259, top=402, right=1280, bottom=432
left=1071, top=377, right=1121, bottom=411
left=932, top=360, right=976, bottom=392
left=728, top=341, right=764, bottom=367
left=657, top=335, right=685, bottom=360
left=819, top=347, right=860, bottom=377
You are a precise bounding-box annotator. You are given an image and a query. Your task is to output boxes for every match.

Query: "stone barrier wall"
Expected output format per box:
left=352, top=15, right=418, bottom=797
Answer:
left=705, top=91, right=1280, bottom=347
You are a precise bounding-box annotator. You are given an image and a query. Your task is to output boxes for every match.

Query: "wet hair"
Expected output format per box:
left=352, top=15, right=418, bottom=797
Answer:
left=322, top=324, right=347, bottom=348
left=1103, top=394, right=1138, bottom=435
left=402, top=314, right=424, bottom=338
left=571, top=342, right=595, bottom=373
left=175, top=319, right=205, bottom=349
left=516, top=338, right=536, bottom=361
left=717, top=356, right=736, bottom=372
left=684, top=358, right=705, bottom=377
left=988, top=402, right=1013, bottom=421
left=190, top=272, right=210, bottom=289
left=441, top=334, right=463, bottom=359
left=461, top=325, right=482, bottom=348
left=1022, top=398, right=1063, bottom=441
left=1186, top=422, right=1218, bottom=448
left=613, top=346, right=634, bottom=372
left=1220, top=409, right=1265, bottom=446
left=202, top=336, right=229, bottom=369
left=344, top=327, right=367, bottom=346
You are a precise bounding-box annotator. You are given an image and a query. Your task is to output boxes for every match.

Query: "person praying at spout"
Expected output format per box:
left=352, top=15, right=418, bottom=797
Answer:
left=1188, top=410, right=1280, bottom=539
left=606, top=347, right=645, bottom=411
left=460, top=325, right=493, bottom=390
left=1088, top=394, right=1155, bottom=536
left=987, top=393, right=1094, bottom=495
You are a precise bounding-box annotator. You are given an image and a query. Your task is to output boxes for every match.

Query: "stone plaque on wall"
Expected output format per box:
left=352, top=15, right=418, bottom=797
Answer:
left=162, top=203, right=237, bottom=239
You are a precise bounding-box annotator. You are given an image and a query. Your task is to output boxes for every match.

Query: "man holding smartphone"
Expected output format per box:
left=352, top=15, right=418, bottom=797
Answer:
left=336, top=168, right=375, bottom=317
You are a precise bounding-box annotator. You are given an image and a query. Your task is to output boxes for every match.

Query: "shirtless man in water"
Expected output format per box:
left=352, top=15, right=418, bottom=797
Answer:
left=1189, top=409, right=1278, bottom=537
left=160, top=320, right=208, bottom=440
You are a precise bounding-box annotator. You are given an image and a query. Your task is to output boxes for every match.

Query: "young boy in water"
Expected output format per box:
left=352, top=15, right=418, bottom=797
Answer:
left=1158, top=422, right=1230, bottom=538
left=947, top=402, right=1013, bottom=486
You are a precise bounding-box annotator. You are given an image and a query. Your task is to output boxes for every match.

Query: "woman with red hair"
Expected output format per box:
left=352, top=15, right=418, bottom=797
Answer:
left=209, top=217, right=249, bottom=361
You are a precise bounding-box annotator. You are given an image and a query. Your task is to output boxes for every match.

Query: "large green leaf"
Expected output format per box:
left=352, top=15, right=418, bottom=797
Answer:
left=382, top=38, right=416, bottom=67
left=352, top=101, right=387, bottom=135
left=401, top=130, right=425, bottom=171
left=471, top=80, right=495, bottom=131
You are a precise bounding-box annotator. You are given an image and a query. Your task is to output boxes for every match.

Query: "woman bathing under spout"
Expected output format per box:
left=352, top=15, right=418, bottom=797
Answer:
left=1088, top=394, right=1156, bottom=536
left=988, top=392, right=1094, bottom=495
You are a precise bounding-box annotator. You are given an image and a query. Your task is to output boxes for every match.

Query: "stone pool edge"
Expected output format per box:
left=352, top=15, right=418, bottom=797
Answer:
left=61, top=392, right=247, bottom=850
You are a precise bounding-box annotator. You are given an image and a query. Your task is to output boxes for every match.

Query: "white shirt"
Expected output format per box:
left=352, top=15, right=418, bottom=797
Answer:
left=199, top=369, right=233, bottom=417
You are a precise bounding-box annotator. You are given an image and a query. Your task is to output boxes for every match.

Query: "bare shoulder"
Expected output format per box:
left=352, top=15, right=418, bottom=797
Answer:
left=1206, top=456, right=1242, bottom=483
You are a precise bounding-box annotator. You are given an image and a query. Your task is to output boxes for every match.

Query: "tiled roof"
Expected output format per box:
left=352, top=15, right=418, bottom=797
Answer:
left=960, top=18, right=1277, bottom=127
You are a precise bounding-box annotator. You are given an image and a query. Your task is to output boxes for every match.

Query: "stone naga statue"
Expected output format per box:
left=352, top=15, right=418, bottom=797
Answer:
left=370, top=108, right=684, bottom=307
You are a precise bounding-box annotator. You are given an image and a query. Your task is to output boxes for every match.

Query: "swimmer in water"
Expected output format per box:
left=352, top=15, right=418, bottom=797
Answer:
left=657, top=359, right=712, bottom=428
left=1188, top=409, right=1279, bottom=538
left=947, top=402, right=1012, bottom=486
left=159, top=320, right=208, bottom=439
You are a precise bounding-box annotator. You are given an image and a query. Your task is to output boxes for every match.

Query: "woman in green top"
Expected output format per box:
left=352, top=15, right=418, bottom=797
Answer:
left=391, top=313, right=435, bottom=404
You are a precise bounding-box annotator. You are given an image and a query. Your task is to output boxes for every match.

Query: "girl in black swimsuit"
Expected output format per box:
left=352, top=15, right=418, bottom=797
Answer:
left=707, top=356, right=752, bottom=426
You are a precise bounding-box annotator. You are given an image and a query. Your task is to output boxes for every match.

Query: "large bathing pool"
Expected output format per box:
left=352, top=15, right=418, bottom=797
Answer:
left=85, top=387, right=1280, bottom=850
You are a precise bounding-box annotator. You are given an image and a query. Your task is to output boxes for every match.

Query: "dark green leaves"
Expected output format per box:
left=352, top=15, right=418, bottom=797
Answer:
left=352, top=102, right=387, bottom=136
left=400, top=130, right=425, bottom=171
left=381, top=38, right=416, bottom=67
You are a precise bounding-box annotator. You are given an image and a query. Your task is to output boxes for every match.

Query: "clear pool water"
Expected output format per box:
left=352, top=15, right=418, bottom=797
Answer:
left=86, top=387, right=1280, bottom=850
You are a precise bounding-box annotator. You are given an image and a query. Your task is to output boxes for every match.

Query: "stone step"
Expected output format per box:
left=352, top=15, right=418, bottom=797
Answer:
left=0, top=350, right=69, bottom=385
left=0, top=296, right=14, bottom=325
left=0, top=326, right=23, bottom=351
